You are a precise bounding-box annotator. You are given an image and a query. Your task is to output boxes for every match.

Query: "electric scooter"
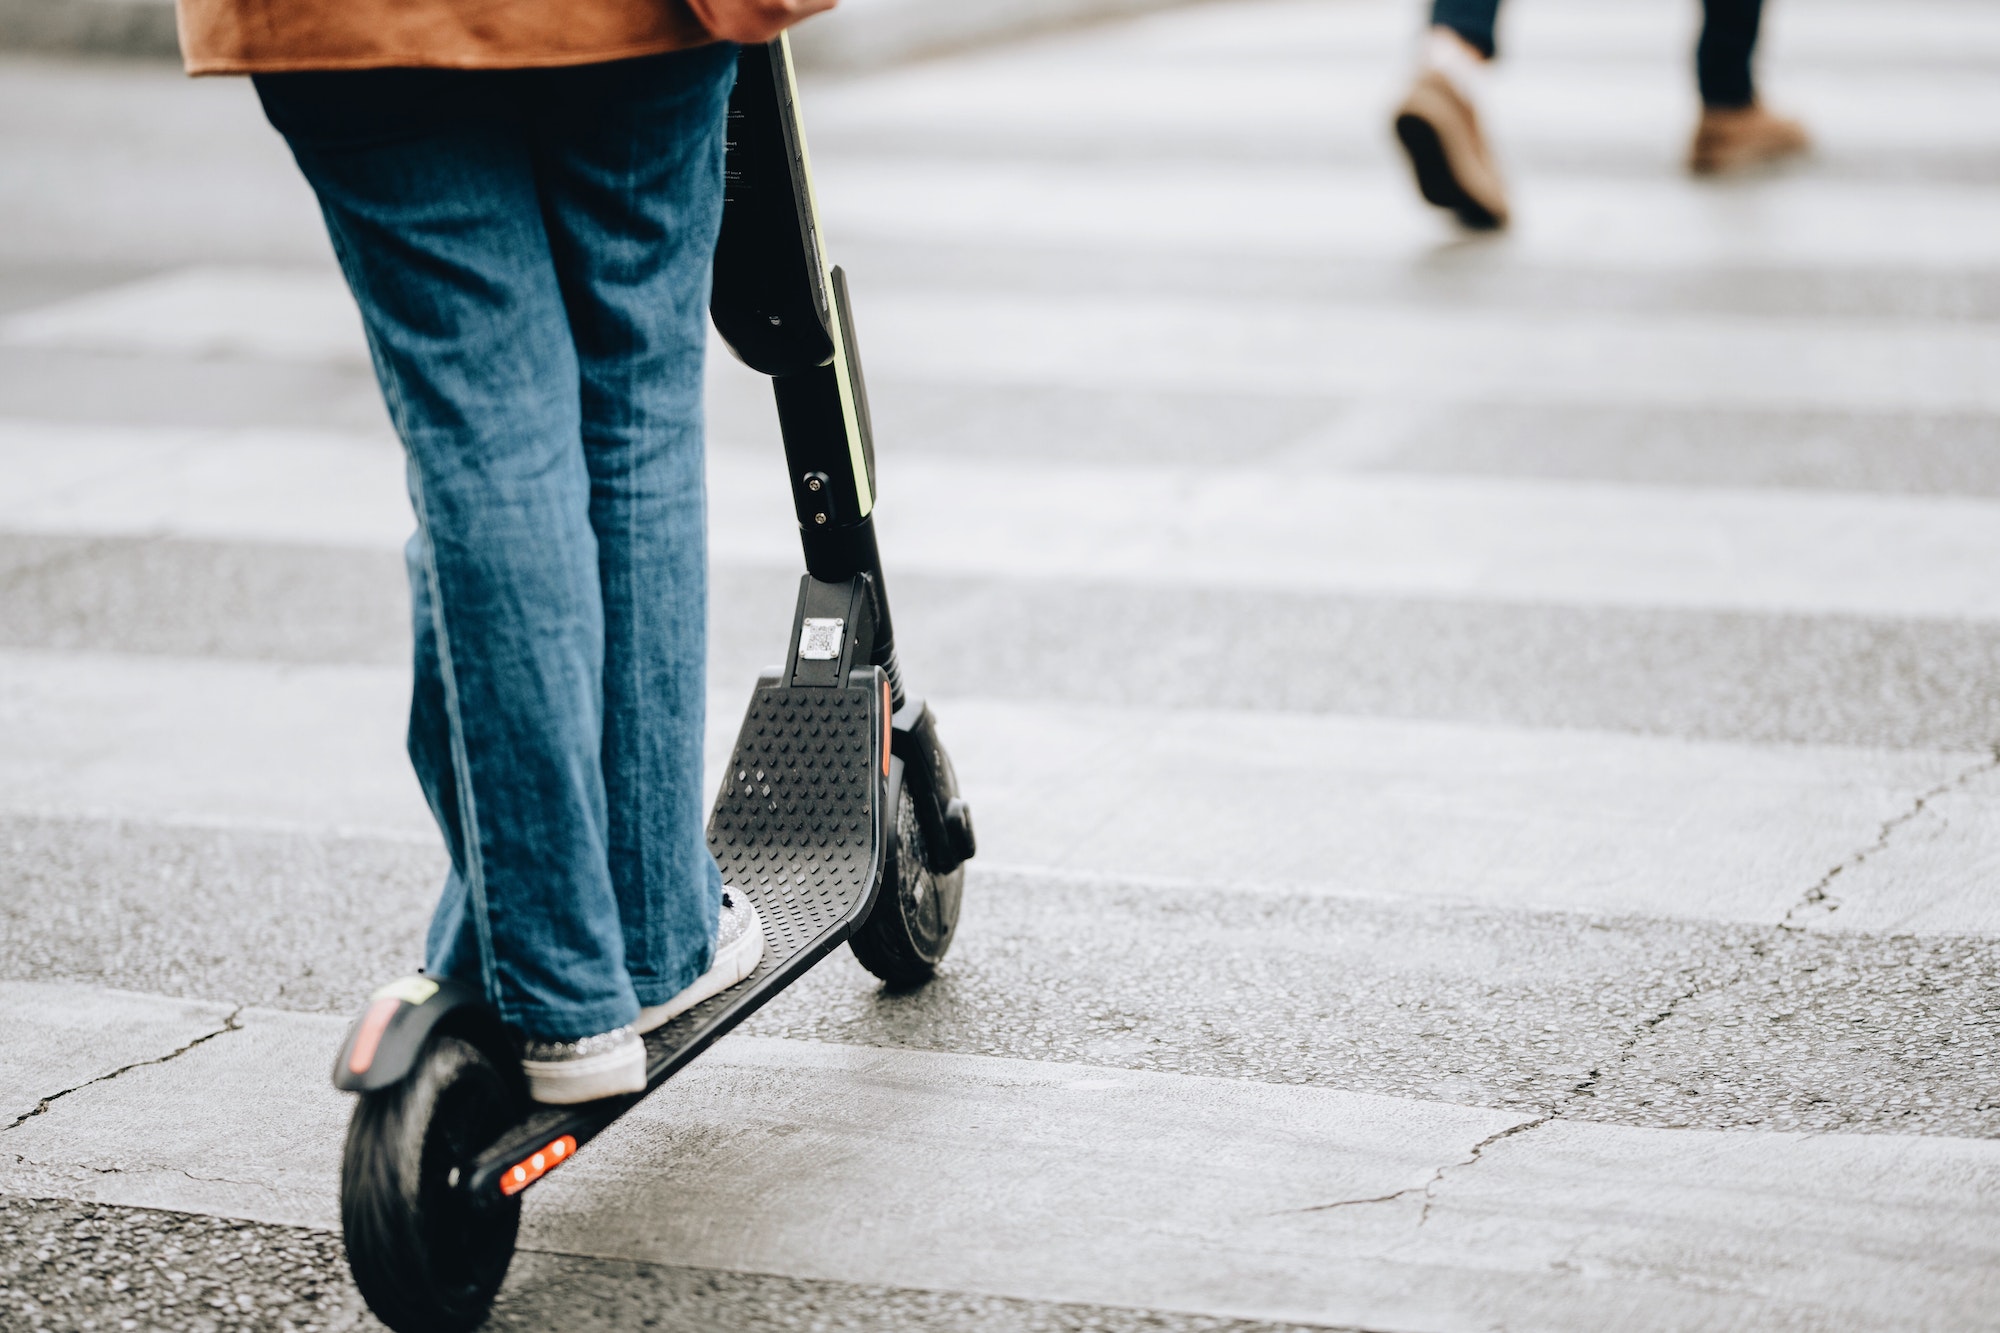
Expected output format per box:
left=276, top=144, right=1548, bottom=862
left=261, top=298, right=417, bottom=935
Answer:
left=327, top=38, right=976, bottom=1333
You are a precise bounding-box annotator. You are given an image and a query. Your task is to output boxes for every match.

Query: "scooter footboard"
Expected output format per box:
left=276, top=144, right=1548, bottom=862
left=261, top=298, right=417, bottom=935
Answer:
left=710, top=671, right=891, bottom=971
left=460, top=662, right=887, bottom=1200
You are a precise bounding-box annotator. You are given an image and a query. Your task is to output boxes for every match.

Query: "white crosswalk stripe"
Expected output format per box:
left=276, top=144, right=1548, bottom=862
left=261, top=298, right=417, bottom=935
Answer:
left=5, top=647, right=1986, bottom=926
left=5, top=985, right=1996, bottom=1332
left=820, top=165, right=2000, bottom=270
left=14, top=419, right=2000, bottom=619
left=13, top=266, right=2000, bottom=408
left=809, top=57, right=2000, bottom=160
left=3, top=0, right=1998, bottom=1327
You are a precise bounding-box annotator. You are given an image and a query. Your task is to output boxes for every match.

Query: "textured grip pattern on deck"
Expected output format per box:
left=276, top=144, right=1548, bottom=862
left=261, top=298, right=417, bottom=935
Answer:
left=710, top=683, right=880, bottom=954
left=468, top=678, right=884, bottom=1194
left=638, top=679, right=882, bottom=1070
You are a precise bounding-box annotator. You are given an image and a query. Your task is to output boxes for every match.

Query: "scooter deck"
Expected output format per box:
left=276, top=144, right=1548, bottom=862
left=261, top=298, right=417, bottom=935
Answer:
left=463, top=668, right=888, bottom=1199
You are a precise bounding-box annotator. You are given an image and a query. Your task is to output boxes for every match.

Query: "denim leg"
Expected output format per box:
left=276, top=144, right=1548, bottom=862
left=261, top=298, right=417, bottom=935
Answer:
left=255, top=71, right=639, bottom=1041
left=1697, top=0, right=1764, bottom=108
left=528, top=47, right=738, bottom=1007
left=1431, top=0, right=1503, bottom=57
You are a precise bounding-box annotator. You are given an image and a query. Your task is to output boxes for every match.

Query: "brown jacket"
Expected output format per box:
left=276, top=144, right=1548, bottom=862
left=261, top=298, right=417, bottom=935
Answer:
left=176, top=0, right=714, bottom=75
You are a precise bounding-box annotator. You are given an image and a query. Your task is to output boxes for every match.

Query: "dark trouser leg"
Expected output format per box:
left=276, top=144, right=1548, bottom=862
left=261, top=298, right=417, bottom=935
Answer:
left=528, top=47, right=739, bottom=1009
left=256, top=68, right=637, bottom=1042
left=1698, top=0, right=1764, bottom=108
left=1430, top=0, right=1504, bottom=57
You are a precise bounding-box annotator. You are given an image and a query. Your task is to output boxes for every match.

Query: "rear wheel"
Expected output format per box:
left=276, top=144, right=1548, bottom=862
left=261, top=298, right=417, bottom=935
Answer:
left=850, top=779, right=963, bottom=986
left=340, top=1033, right=523, bottom=1333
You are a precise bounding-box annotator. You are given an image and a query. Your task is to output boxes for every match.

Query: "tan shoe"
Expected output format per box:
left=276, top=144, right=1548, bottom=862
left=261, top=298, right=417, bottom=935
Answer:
left=1394, top=68, right=1510, bottom=230
left=1689, top=103, right=1810, bottom=175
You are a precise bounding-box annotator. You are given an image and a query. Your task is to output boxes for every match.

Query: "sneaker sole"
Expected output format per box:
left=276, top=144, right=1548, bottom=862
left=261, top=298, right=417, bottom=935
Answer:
left=634, top=902, right=767, bottom=1034
left=1689, top=142, right=1809, bottom=176
left=1395, top=111, right=1504, bottom=231
left=522, top=1040, right=646, bottom=1105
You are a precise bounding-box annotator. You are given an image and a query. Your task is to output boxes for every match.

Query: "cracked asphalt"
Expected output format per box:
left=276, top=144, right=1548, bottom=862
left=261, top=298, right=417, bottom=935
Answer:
left=5, top=1009, right=245, bottom=1136
left=10, top=825, right=2000, bottom=1137
left=4, top=0, right=2000, bottom=1327
left=1783, top=747, right=2000, bottom=925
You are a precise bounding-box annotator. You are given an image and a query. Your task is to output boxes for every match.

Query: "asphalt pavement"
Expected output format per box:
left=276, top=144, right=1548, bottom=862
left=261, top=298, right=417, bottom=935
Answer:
left=3, top=0, right=2000, bottom=1329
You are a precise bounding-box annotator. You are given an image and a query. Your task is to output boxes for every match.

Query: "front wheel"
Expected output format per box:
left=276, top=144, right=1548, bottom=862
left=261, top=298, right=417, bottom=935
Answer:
left=341, top=1032, right=523, bottom=1333
left=850, top=779, right=963, bottom=987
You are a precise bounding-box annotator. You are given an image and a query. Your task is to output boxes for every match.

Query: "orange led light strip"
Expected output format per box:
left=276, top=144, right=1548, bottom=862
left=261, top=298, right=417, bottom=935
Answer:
left=881, top=679, right=891, bottom=777
left=499, top=1135, right=577, bottom=1197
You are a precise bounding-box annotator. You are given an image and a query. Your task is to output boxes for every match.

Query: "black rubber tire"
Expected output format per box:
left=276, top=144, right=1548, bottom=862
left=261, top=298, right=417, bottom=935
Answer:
left=340, top=1033, right=523, bottom=1333
left=849, top=780, right=963, bottom=987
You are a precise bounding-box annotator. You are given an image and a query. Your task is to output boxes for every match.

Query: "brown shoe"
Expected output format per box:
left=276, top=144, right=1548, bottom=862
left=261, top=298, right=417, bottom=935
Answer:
left=1394, top=68, right=1510, bottom=230
left=1689, top=103, right=1810, bottom=175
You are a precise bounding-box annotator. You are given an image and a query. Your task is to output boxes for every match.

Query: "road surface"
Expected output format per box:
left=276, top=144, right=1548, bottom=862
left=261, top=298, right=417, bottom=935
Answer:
left=3, top=0, right=1999, bottom=1327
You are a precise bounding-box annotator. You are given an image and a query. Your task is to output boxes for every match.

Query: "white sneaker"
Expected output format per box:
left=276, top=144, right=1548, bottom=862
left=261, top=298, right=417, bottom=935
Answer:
left=521, top=1026, right=645, bottom=1105
left=636, top=889, right=766, bottom=1033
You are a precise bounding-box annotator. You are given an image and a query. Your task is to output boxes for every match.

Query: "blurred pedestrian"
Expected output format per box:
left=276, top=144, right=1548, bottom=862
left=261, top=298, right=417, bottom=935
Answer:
left=174, top=0, right=831, bottom=1104
left=1392, top=0, right=1811, bottom=229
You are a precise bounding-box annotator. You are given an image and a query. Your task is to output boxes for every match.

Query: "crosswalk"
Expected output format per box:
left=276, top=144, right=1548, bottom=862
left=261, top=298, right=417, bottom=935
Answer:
left=3, top=0, right=1999, bottom=1327
left=16, top=416, right=2000, bottom=617
left=10, top=988, right=1999, bottom=1328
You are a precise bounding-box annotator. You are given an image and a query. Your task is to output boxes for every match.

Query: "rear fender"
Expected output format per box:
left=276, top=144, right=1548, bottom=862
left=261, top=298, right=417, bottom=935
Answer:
left=331, top=976, right=518, bottom=1095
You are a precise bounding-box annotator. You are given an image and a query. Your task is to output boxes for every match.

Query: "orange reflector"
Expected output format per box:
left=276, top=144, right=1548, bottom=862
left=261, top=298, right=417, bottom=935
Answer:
left=347, top=996, right=401, bottom=1075
left=499, top=1135, right=577, bottom=1197
left=881, top=679, right=892, bottom=776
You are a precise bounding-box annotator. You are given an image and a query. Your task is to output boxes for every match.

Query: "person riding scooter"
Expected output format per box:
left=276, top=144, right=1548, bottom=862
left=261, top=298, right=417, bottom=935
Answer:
left=175, top=0, right=834, bottom=1104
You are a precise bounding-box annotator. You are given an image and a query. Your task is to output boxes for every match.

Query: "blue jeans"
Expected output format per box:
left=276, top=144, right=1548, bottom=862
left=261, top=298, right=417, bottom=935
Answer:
left=256, top=46, right=737, bottom=1041
left=1431, top=0, right=1763, bottom=108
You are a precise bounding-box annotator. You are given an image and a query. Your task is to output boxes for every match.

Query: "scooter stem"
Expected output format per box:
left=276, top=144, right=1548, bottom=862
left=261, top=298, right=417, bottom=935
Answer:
left=711, top=37, right=905, bottom=709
